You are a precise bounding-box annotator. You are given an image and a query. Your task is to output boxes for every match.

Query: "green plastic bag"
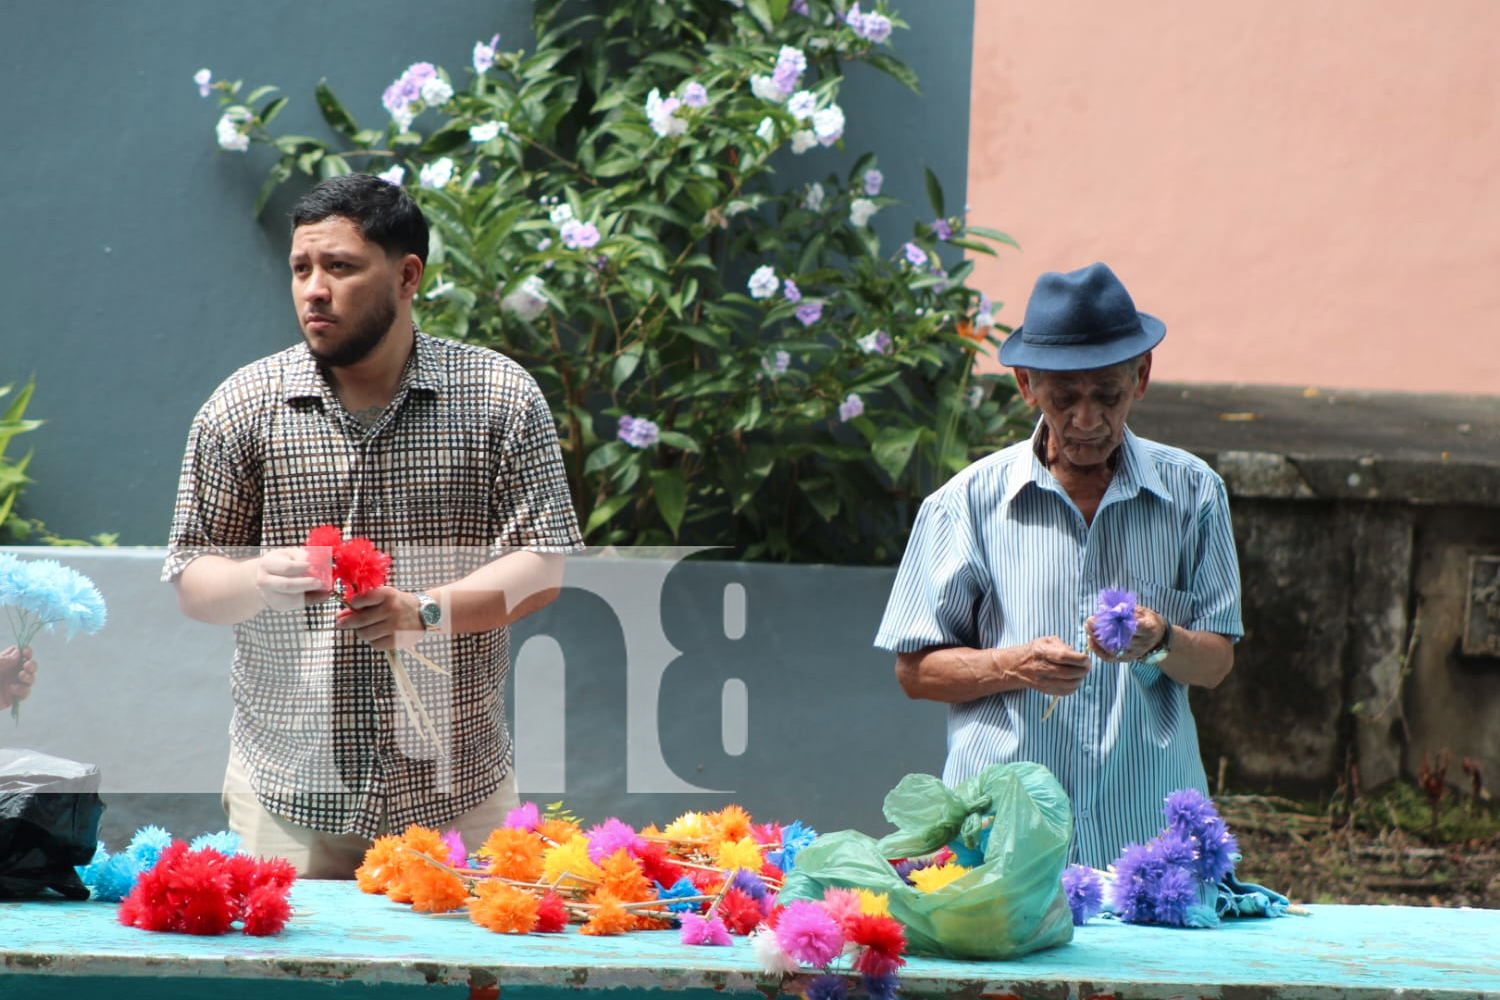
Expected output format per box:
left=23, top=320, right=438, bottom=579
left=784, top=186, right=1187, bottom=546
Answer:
left=779, top=762, right=1074, bottom=960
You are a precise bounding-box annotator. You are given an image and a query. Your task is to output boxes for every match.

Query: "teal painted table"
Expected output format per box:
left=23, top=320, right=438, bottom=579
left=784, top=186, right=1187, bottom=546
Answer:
left=3, top=880, right=1497, bottom=999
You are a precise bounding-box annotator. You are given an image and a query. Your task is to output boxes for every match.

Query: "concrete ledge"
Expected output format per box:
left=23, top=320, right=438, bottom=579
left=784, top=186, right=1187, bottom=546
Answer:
left=1128, top=383, right=1500, bottom=506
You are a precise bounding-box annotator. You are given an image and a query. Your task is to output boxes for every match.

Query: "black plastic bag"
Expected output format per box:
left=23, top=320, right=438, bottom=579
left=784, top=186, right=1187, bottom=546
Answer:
left=0, top=748, right=105, bottom=899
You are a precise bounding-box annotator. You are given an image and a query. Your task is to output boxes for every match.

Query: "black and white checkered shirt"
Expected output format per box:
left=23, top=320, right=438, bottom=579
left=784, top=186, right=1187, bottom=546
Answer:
left=164, top=332, right=582, bottom=837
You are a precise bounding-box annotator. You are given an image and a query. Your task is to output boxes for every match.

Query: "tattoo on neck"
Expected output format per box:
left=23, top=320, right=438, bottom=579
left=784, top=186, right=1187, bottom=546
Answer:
left=350, top=404, right=385, bottom=429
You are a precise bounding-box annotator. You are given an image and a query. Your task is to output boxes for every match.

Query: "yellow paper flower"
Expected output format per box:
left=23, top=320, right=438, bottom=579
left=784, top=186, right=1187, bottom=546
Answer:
left=855, top=888, right=891, bottom=916
left=909, top=862, right=971, bottom=893
left=713, top=835, right=763, bottom=873
left=662, top=811, right=708, bottom=840
left=542, top=835, right=603, bottom=887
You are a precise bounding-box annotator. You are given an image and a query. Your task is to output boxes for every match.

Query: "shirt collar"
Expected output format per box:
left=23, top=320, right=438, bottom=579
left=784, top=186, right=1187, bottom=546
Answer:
left=280, top=327, right=443, bottom=404
left=1002, top=421, right=1172, bottom=506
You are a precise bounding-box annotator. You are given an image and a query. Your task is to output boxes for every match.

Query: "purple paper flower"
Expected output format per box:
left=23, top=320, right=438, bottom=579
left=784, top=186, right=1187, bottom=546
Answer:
left=1061, top=864, right=1104, bottom=925
left=863, top=168, right=884, bottom=196
left=772, top=46, right=807, bottom=94
left=902, top=242, right=927, bottom=267
left=783, top=279, right=802, bottom=303
left=806, top=975, right=848, bottom=1000
left=1194, top=816, right=1239, bottom=883
left=560, top=219, right=601, bottom=250
left=839, top=393, right=864, bottom=422
left=796, top=301, right=823, bottom=326
left=730, top=867, right=771, bottom=900
left=862, top=974, right=898, bottom=1000
left=618, top=415, right=660, bottom=448
left=930, top=217, right=953, bottom=241
left=682, top=81, right=708, bottom=108
left=1093, top=587, right=1138, bottom=653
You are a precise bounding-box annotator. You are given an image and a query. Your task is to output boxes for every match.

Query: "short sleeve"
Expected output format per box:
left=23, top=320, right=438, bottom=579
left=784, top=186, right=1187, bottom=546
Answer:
left=161, top=402, right=263, bottom=581
left=490, top=383, right=584, bottom=556
left=873, top=497, right=986, bottom=653
left=1187, top=474, right=1244, bottom=640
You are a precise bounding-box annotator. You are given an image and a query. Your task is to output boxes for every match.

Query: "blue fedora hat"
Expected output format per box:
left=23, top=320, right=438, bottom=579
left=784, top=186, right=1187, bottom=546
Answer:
left=999, top=262, right=1165, bottom=371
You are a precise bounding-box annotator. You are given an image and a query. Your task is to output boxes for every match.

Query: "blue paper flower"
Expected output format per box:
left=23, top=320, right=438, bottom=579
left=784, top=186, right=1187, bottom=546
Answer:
left=806, top=974, right=848, bottom=1000
left=0, top=553, right=107, bottom=720
left=729, top=867, right=770, bottom=900
left=127, top=825, right=174, bottom=868
left=862, top=973, right=900, bottom=1000
left=1092, top=587, right=1137, bottom=653
left=189, top=830, right=243, bottom=855
left=654, top=875, right=702, bottom=914
left=767, top=819, right=818, bottom=870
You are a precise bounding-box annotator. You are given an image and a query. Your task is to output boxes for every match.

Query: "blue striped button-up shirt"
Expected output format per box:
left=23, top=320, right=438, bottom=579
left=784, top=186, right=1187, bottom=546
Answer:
left=875, top=425, right=1243, bottom=868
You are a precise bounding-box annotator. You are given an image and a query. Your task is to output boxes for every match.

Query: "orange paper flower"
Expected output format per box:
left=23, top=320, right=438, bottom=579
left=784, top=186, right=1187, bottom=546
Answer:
left=580, top=890, right=635, bottom=936
left=355, top=835, right=403, bottom=895
left=470, top=881, right=540, bottom=933
left=479, top=827, right=545, bottom=882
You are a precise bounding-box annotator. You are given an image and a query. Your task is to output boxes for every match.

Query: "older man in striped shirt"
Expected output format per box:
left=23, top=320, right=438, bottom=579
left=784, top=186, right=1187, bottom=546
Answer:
left=875, top=262, right=1243, bottom=868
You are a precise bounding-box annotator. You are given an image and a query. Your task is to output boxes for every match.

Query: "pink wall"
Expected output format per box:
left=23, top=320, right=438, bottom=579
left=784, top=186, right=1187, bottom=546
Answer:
left=966, top=1, right=1500, bottom=394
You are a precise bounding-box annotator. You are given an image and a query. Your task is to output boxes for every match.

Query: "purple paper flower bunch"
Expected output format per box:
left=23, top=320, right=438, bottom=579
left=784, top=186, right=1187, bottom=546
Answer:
left=1092, top=587, right=1138, bottom=653
left=1103, top=788, right=1239, bottom=927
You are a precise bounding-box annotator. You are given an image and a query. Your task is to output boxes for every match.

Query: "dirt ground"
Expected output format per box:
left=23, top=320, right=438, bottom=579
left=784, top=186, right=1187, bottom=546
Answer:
left=1220, top=795, right=1500, bottom=908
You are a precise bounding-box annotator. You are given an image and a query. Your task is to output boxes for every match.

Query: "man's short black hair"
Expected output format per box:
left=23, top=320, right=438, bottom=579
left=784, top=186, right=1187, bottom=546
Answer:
left=291, top=174, right=429, bottom=264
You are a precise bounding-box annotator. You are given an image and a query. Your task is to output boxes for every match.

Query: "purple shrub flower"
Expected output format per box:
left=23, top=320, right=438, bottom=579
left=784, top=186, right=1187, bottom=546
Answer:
left=473, top=34, right=500, bottom=74
left=902, top=242, right=927, bottom=267
left=1061, top=864, right=1104, bottom=925
left=846, top=3, right=894, bottom=43
left=618, top=415, right=660, bottom=448
left=839, top=393, right=864, bottom=422
left=772, top=46, right=806, bottom=94
left=857, top=329, right=893, bottom=355
left=863, top=168, right=884, bottom=196
left=783, top=278, right=802, bottom=302
left=790, top=0, right=809, bottom=13
left=560, top=219, right=601, bottom=250
left=1092, top=587, right=1138, bottom=653
left=682, top=81, right=708, bottom=108
left=930, top=217, right=953, bottom=241
left=796, top=301, right=823, bottom=326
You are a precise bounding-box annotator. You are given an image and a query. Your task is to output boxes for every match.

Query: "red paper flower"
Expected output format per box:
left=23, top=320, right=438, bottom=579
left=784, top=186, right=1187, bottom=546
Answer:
left=847, top=913, right=907, bottom=977
left=305, top=525, right=343, bottom=590
left=117, top=840, right=296, bottom=937
left=718, top=887, right=764, bottom=935
left=534, top=891, right=569, bottom=933
left=333, top=536, right=390, bottom=598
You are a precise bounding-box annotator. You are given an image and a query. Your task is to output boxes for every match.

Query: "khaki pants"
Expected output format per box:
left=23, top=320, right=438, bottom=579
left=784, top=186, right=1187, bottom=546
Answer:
left=222, top=748, right=519, bottom=879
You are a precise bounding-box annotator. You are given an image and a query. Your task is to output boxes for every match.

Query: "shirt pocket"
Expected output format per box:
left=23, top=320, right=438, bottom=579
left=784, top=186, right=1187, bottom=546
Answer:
left=1126, top=577, right=1197, bottom=629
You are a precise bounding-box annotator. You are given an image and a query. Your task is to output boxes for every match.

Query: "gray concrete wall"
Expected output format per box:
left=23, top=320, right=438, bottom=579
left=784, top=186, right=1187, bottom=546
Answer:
left=2, top=0, right=977, bottom=547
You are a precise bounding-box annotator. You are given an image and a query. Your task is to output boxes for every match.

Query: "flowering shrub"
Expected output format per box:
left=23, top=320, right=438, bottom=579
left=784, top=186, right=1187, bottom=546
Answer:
left=198, top=0, right=1028, bottom=563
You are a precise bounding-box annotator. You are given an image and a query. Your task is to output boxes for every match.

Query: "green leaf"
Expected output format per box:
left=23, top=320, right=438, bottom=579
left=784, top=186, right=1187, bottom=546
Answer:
left=612, top=345, right=643, bottom=389
left=796, top=476, right=841, bottom=521
left=745, top=0, right=777, bottom=32
left=314, top=79, right=359, bottom=139
left=260, top=96, right=288, bottom=127
left=944, top=236, right=997, bottom=256
left=421, top=127, right=471, bottom=158
left=245, top=85, right=280, bottom=106
left=585, top=441, right=628, bottom=475
left=923, top=166, right=944, bottom=218
left=656, top=430, right=700, bottom=453
left=254, top=160, right=293, bottom=218
left=584, top=493, right=634, bottom=537
left=863, top=52, right=922, bottom=95
left=872, top=425, right=924, bottom=482
left=964, top=225, right=1022, bottom=249
left=649, top=468, right=687, bottom=537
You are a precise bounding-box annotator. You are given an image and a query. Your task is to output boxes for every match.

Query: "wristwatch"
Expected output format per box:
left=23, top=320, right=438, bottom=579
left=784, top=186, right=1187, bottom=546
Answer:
left=416, top=591, right=442, bottom=631
left=1139, top=623, right=1173, bottom=665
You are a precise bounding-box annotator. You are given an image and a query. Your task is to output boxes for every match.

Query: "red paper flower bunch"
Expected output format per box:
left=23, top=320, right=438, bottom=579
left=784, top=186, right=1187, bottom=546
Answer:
left=306, top=525, right=390, bottom=600
left=117, top=841, right=297, bottom=936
